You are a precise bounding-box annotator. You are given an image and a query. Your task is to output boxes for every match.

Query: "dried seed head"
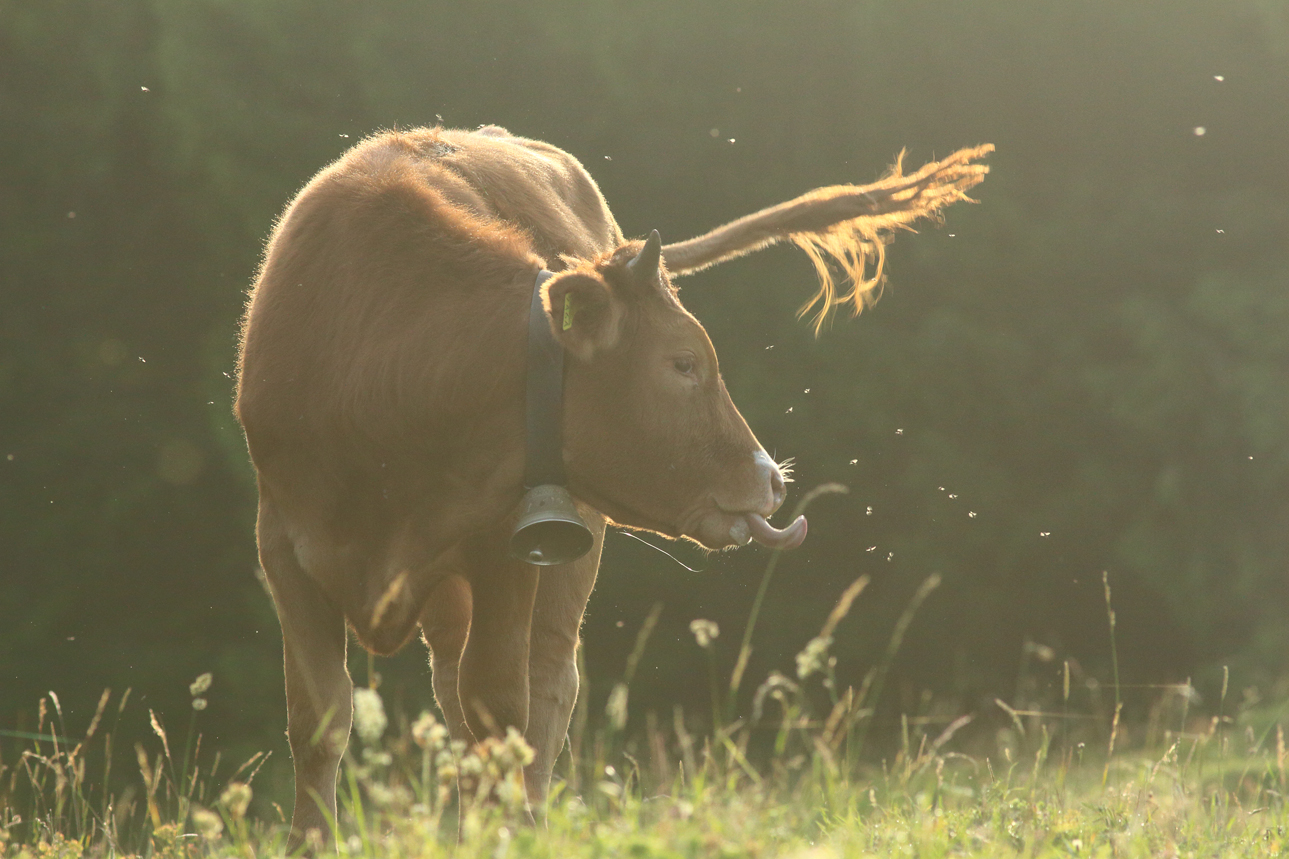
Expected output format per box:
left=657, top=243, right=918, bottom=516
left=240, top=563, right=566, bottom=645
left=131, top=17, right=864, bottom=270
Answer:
left=795, top=635, right=833, bottom=680
left=752, top=670, right=801, bottom=722
left=605, top=682, right=629, bottom=731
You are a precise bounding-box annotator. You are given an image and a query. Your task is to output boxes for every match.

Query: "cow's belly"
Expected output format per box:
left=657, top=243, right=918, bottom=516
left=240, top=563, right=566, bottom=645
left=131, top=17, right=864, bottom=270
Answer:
left=285, top=514, right=465, bottom=657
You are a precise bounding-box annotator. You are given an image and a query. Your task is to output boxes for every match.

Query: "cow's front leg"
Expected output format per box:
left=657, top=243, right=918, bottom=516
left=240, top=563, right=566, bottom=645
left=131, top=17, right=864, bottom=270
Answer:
left=524, top=515, right=604, bottom=807
left=257, top=497, right=353, bottom=851
left=457, top=535, right=541, bottom=745
left=421, top=571, right=473, bottom=742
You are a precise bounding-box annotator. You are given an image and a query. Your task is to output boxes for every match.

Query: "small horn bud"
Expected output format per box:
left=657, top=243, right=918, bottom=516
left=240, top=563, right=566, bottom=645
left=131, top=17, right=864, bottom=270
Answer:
left=627, top=230, right=662, bottom=280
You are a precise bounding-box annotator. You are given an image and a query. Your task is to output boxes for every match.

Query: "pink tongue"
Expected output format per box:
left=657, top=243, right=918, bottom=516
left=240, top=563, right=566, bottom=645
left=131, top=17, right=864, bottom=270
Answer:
left=746, top=513, right=808, bottom=550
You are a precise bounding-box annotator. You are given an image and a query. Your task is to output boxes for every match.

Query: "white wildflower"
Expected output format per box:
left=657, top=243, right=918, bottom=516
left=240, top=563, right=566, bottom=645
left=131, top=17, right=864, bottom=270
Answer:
left=189, top=672, right=213, bottom=697
left=352, top=687, right=387, bottom=744
left=411, top=711, right=449, bottom=751
left=498, top=726, right=535, bottom=770
left=365, top=782, right=399, bottom=808
left=190, top=806, right=223, bottom=841
left=494, top=777, right=525, bottom=808
left=458, top=752, right=484, bottom=777
left=219, top=782, right=252, bottom=820
left=689, top=619, right=720, bottom=648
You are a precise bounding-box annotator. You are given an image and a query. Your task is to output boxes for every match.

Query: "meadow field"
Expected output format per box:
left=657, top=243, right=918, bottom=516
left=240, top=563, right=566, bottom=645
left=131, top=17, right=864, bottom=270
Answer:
left=6, top=535, right=1288, bottom=858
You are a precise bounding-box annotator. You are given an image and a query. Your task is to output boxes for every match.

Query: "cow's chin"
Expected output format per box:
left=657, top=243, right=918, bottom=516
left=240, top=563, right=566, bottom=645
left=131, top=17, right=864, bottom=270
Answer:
left=686, top=509, right=808, bottom=552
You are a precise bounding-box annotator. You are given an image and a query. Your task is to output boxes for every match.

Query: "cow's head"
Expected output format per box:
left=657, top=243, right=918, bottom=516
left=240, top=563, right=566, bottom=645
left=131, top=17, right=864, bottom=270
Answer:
left=542, top=231, right=806, bottom=551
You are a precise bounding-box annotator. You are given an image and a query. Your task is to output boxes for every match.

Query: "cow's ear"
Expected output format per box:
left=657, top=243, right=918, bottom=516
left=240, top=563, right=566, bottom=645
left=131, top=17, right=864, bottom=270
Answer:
left=541, top=270, right=624, bottom=362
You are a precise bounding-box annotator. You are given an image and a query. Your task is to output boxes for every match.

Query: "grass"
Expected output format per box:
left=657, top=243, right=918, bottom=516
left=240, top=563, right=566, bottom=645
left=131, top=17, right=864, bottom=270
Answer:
left=7, top=675, right=1289, bottom=859
left=4, top=489, right=1289, bottom=857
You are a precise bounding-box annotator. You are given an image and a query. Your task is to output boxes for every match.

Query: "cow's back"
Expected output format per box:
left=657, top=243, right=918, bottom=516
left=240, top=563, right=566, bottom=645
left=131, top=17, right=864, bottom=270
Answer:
left=236, top=126, right=621, bottom=572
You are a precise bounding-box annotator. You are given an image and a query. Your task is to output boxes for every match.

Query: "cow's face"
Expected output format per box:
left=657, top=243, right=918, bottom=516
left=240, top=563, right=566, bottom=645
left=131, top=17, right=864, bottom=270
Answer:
left=544, top=232, right=806, bottom=551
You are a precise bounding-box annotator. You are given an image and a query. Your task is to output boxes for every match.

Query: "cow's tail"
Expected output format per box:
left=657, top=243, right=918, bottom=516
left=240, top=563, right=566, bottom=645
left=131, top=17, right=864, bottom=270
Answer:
left=661, top=143, right=993, bottom=333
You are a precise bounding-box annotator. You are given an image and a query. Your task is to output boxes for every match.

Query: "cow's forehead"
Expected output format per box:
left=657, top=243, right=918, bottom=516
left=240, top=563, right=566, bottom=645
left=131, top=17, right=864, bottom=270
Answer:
left=642, top=290, right=716, bottom=351
left=636, top=273, right=689, bottom=318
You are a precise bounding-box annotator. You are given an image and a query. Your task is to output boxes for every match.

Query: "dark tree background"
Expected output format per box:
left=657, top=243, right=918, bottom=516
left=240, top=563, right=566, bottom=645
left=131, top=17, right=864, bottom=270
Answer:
left=2, top=0, right=1287, bottom=792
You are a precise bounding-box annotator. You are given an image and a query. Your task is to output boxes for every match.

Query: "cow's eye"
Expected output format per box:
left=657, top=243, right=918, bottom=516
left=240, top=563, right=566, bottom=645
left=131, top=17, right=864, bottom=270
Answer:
left=673, top=356, right=695, bottom=376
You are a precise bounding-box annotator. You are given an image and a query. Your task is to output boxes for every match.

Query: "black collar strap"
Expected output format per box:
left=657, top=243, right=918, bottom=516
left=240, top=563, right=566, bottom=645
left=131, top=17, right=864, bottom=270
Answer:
left=524, top=270, right=565, bottom=488
left=511, top=268, right=595, bottom=566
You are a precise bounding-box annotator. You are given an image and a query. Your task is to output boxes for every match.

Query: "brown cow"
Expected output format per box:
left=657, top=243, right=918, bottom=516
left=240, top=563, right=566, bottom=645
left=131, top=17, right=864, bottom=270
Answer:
left=235, top=125, right=989, bottom=844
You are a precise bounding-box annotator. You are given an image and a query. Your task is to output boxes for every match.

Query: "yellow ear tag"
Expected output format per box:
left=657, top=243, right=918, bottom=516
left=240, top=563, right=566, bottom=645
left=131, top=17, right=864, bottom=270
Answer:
left=562, top=293, right=575, bottom=331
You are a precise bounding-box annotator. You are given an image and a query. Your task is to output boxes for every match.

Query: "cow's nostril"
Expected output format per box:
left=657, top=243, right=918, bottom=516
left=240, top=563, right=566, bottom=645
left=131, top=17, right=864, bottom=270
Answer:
left=770, top=467, right=786, bottom=509
left=754, top=450, right=786, bottom=512
left=747, top=451, right=783, bottom=510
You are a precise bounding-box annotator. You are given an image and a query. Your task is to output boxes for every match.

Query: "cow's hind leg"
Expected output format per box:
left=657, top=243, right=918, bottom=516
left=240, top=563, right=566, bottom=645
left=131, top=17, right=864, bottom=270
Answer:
left=524, top=515, right=604, bottom=807
left=257, top=496, right=353, bottom=850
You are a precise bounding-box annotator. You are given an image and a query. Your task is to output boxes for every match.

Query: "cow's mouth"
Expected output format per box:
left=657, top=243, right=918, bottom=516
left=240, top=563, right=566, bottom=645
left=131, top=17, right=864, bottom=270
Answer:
left=745, top=511, right=808, bottom=549
left=571, top=486, right=807, bottom=552
left=686, top=508, right=808, bottom=551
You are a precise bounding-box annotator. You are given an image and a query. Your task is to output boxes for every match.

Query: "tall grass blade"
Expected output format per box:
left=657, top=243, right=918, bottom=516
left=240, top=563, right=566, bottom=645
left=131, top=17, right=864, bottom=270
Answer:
left=730, top=483, right=848, bottom=707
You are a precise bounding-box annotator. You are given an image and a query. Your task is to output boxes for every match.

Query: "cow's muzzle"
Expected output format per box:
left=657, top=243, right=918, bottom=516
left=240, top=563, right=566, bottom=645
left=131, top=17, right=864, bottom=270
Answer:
left=694, top=452, right=807, bottom=550
left=748, top=451, right=806, bottom=549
